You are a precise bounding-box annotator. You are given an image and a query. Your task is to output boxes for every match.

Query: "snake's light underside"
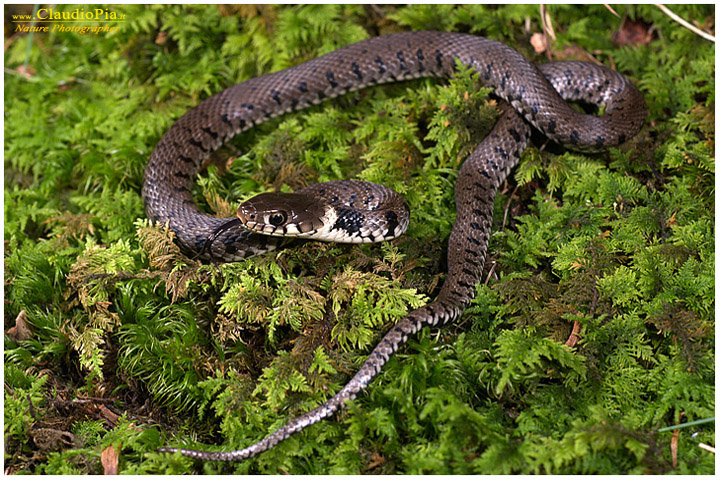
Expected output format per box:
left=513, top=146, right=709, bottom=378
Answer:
left=143, top=31, right=646, bottom=462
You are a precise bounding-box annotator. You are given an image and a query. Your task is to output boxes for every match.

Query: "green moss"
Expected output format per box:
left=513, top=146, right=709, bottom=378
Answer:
left=5, top=4, right=714, bottom=475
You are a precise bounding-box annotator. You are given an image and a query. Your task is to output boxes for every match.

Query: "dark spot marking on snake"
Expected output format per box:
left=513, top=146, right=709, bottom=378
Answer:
left=467, top=236, right=482, bottom=246
left=435, top=49, right=443, bottom=69
left=326, top=71, right=338, bottom=88
left=188, top=138, right=208, bottom=152
left=379, top=338, right=393, bottom=350
left=220, top=114, right=233, bottom=127
left=298, top=82, right=308, bottom=93
left=619, top=134, right=627, bottom=143
left=473, top=181, right=488, bottom=192
left=416, top=49, right=425, bottom=71
left=241, top=103, right=254, bottom=110
left=385, top=210, right=400, bottom=237
left=548, top=118, right=557, bottom=134
left=396, top=51, right=407, bottom=70
left=570, top=130, right=580, bottom=143
left=332, top=208, right=364, bottom=235
left=483, top=62, right=492, bottom=80
left=470, top=222, right=482, bottom=230
left=501, top=71, right=511, bottom=89
left=174, top=171, right=190, bottom=180
left=271, top=90, right=282, bottom=105
left=178, top=154, right=194, bottom=164
left=351, top=62, right=363, bottom=81
left=494, top=146, right=509, bottom=160
left=508, top=128, right=521, bottom=142
left=595, top=135, right=605, bottom=148
left=201, top=127, right=218, bottom=139
left=465, top=258, right=479, bottom=268
left=375, top=56, right=386, bottom=74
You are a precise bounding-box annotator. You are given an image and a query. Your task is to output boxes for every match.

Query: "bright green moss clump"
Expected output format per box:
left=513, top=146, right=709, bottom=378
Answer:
left=5, top=4, right=714, bottom=474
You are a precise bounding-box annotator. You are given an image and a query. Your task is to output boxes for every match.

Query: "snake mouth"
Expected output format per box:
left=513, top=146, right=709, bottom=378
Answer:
left=237, top=217, right=321, bottom=238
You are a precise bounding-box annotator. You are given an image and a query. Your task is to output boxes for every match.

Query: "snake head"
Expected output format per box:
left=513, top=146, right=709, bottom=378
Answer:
left=237, top=192, right=328, bottom=238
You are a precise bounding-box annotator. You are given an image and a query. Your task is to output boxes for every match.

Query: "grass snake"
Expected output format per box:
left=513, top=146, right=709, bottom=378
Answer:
left=142, top=31, right=646, bottom=462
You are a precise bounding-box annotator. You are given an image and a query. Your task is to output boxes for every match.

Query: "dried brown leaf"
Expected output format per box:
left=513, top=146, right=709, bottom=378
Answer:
left=101, top=445, right=119, bottom=475
left=7, top=310, right=32, bottom=341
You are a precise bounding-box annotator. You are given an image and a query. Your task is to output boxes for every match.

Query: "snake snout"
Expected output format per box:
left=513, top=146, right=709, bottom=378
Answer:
left=236, top=203, right=259, bottom=231
left=236, top=203, right=256, bottom=223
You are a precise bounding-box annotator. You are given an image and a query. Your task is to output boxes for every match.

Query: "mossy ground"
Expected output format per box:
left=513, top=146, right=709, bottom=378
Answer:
left=4, top=4, right=714, bottom=474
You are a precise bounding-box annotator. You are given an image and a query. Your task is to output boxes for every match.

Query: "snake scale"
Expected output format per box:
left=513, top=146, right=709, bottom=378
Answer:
left=143, top=31, right=646, bottom=462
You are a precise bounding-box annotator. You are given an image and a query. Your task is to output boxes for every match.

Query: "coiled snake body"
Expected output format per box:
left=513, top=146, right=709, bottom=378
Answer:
left=143, top=31, right=645, bottom=461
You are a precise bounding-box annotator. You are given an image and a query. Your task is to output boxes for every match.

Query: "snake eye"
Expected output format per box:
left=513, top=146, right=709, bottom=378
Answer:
left=268, top=211, right=287, bottom=227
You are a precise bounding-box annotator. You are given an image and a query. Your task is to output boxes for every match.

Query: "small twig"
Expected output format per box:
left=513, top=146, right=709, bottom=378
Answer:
left=603, top=4, right=621, bottom=18
left=539, top=4, right=556, bottom=61
left=564, top=320, right=582, bottom=347
left=698, top=443, right=715, bottom=454
left=539, top=5, right=557, bottom=40
left=655, top=4, right=715, bottom=42
left=658, top=416, right=715, bottom=432
left=484, top=260, right=497, bottom=286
